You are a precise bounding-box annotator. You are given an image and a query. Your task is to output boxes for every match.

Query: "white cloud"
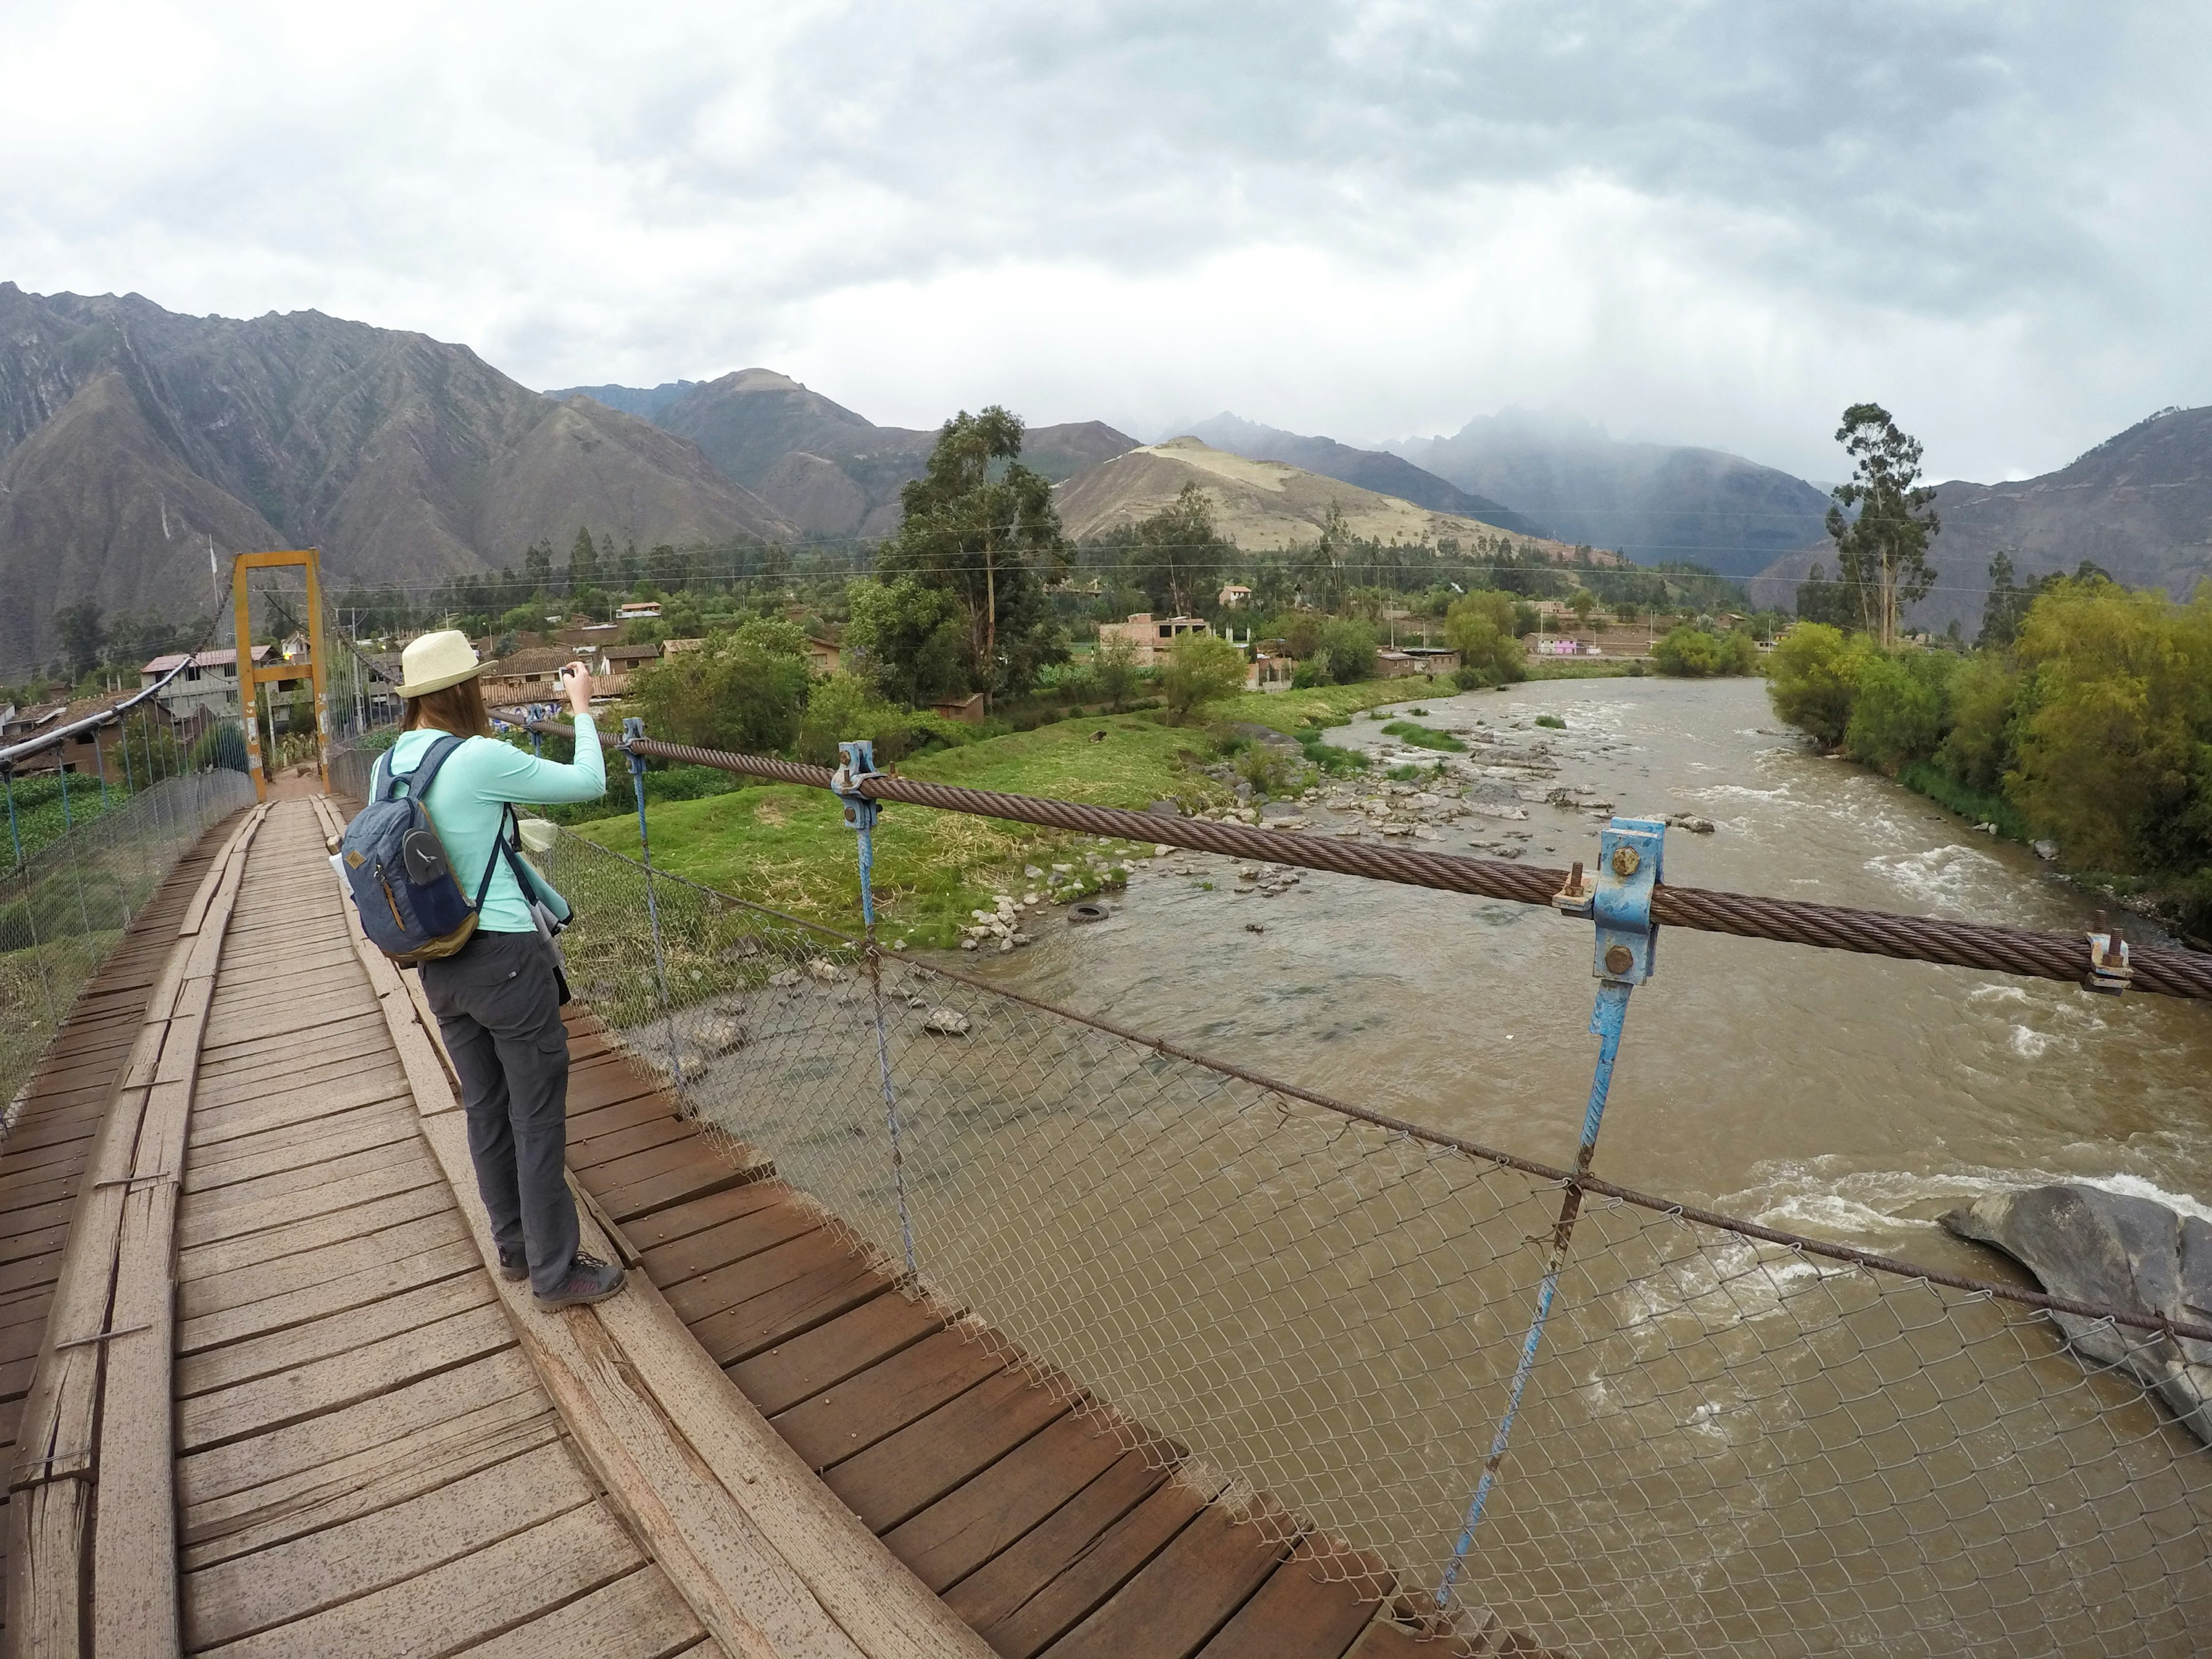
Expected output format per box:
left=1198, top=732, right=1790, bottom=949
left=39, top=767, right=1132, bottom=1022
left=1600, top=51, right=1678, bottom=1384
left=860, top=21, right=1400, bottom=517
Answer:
left=4, top=0, right=2206, bottom=481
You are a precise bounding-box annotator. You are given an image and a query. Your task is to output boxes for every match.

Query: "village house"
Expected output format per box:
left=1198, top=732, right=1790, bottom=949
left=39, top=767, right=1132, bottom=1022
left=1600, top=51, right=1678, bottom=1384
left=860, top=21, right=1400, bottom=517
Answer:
left=139, top=647, right=275, bottom=722
left=479, top=645, right=584, bottom=709
left=1217, top=584, right=1252, bottom=609
left=1096, top=613, right=1214, bottom=667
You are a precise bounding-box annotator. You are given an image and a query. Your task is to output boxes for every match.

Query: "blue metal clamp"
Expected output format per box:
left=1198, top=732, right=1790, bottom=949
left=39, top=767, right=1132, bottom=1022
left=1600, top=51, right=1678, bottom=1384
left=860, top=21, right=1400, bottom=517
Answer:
left=1592, top=816, right=1665, bottom=984
left=831, top=740, right=880, bottom=833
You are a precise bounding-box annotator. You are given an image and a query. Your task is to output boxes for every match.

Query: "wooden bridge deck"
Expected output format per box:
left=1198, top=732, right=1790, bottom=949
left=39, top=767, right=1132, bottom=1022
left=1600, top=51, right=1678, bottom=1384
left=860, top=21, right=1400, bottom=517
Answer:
left=0, top=797, right=1535, bottom=1658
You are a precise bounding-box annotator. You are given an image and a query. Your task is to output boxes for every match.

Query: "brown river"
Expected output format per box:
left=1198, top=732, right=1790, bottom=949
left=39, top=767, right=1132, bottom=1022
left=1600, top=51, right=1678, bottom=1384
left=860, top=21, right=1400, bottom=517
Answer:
left=604, top=675, right=2212, bottom=1656
left=965, top=674, right=2212, bottom=1270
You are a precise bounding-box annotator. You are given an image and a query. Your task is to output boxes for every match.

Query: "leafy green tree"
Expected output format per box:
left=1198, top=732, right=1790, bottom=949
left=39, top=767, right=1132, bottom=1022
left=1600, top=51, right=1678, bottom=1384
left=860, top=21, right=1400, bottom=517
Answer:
left=796, top=675, right=912, bottom=767
left=1569, top=588, right=1597, bottom=628
left=1977, top=551, right=2029, bottom=649
left=880, top=407, right=1069, bottom=698
left=1158, top=634, right=1248, bottom=725
left=1282, top=614, right=1326, bottom=662
left=632, top=638, right=809, bottom=755
left=1843, top=649, right=1955, bottom=771
left=2010, top=579, right=2212, bottom=872
left=1092, top=631, right=1141, bottom=711
left=1126, top=482, right=1229, bottom=616
left=843, top=576, right=968, bottom=706
left=1937, top=651, right=2021, bottom=791
left=1767, top=623, right=1864, bottom=747
left=1794, top=561, right=1862, bottom=631
left=525, top=539, right=555, bottom=594
left=1445, top=591, right=1525, bottom=688
left=53, top=599, right=105, bottom=680
left=1653, top=626, right=1724, bottom=676
left=1317, top=618, right=1378, bottom=685
left=726, top=616, right=809, bottom=659
left=1825, top=404, right=1940, bottom=648
left=567, top=528, right=599, bottom=589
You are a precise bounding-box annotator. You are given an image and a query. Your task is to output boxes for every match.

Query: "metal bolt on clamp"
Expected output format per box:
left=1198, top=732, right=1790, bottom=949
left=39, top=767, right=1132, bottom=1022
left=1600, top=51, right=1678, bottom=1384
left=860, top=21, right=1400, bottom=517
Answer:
left=2085, top=911, right=2132, bottom=996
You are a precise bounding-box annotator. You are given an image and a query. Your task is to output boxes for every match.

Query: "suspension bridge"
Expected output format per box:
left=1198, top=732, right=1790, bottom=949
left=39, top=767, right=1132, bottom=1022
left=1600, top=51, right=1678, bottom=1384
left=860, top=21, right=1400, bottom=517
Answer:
left=0, top=559, right=2207, bottom=1656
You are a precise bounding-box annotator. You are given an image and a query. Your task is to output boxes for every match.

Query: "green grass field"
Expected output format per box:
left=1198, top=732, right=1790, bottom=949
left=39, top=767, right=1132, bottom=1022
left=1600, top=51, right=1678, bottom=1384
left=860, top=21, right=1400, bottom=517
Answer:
left=571, top=677, right=1444, bottom=946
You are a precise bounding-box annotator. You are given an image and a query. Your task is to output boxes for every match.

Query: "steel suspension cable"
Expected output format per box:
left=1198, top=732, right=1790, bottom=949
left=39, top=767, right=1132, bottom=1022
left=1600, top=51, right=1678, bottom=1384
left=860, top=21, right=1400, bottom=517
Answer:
left=515, top=715, right=2212, bottom=1002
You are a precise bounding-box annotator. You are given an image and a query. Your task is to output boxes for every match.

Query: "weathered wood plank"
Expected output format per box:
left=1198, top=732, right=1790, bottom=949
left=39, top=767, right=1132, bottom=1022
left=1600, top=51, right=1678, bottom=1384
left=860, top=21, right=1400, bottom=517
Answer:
left=643, top=1196, right=824, bottom=1291
left=824, top=1368, right=1075, bottom=1535
left=177, top=1236, right=480, bottom=1358
left=619, top=1180, right=794, bottom=1257
left=939, top=1452, right=1176, bottom=1635
left=179, top=1211, right=469, bottom=1323
left=693, top=1253, right=892, bottom=1368
left=176, top=1181, right=456, bottom=1283
left=195, top=1501, right=645, bottom=1659
left=1195, top=1539, right=1393, bottom=1659
left=180, top=1107, right=417, bottom=1192
left=666, top=1229, right=864, bottom=1324
left=883, top=1412, right=1131, bottom=1594
left=182, top=1441, right=596, bottom=1650
left=176, top=1153, right=442, bottom=1251
left=726, top=1291, right=948, bottom=1418
left=1042, top=1497, right=1291, bottom=1659
left=452, top=1564, right=710, bottom=1659
left=775, top=1327, right=1009, bottom=1474
left=177, top=1302, right=516, bottom=1452
left=178, top=1349, right=543, bottom=1516
left=177, top=1271, right=495, bottom=1399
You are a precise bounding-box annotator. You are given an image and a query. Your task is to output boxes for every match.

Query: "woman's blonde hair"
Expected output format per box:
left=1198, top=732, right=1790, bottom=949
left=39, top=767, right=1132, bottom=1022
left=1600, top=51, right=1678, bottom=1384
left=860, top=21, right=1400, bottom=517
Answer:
left=402, top=676, right=493, bottom=738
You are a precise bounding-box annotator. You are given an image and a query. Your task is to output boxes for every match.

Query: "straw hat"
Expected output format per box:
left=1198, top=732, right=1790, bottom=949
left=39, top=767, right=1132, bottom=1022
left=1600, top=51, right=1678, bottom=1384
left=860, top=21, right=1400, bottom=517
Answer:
left=397, top=630, right=485, bottom=698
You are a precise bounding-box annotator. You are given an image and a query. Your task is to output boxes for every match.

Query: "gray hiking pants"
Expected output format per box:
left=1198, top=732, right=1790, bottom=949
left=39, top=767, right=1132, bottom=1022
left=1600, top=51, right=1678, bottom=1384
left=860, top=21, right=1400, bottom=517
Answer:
left=419, top=929, right=578, bottom=1296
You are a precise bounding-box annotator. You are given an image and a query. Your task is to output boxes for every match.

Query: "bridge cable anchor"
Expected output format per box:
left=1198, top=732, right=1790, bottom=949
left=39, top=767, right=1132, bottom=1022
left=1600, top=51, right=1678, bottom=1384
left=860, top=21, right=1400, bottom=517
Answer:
left=1438, top=816, right=1665, bottom=1619
left=835, top=740, right=917, bottom=1281
left=2085, top=911, right=2131, bottom=996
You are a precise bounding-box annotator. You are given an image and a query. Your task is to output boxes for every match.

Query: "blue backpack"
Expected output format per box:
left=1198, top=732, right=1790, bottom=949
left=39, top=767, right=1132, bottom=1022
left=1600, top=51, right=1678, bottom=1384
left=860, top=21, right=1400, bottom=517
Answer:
left=338, top=736, right=527, bottom=964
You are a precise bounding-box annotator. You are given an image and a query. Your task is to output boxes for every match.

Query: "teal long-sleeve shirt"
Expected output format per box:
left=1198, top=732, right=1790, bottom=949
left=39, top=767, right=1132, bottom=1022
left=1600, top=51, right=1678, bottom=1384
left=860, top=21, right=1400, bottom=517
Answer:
left=384, top=716, right=605, bottom=934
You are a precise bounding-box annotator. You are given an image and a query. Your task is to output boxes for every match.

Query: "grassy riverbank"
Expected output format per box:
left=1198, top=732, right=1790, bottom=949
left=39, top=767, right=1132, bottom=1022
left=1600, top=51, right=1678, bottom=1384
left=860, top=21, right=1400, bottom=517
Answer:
left=569, top=676, right=1433, bottom=946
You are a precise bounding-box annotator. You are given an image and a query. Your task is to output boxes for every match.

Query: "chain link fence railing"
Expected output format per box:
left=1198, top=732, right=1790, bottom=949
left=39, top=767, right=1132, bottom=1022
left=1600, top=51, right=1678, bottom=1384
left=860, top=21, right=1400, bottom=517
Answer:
left=524, top=816, right=2212, bottom=1659
left=0, top=767, right=256, bottom=1116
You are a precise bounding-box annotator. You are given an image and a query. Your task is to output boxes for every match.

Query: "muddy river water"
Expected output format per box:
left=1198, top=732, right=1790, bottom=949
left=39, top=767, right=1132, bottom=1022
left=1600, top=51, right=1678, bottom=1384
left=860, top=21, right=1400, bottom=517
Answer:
left=637, top=675, right=2212, bottom=1656
left=965, top=675, right=2212, bottom=1266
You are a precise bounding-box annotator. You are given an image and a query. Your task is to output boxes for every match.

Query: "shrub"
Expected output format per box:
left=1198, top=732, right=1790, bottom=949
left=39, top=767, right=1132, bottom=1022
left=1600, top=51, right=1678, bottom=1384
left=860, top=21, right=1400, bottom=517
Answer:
left=1317, top=619, right=1378, bottom=685
left=1444, top=592, right=1526, bottom=688
left=632, top=637, right=809, bottom=756
left=1234, top=743, right=1301, bottom=797
left=1535, top=714, right=1565, bottom=730
left=1653, top=626, right=1759, bottom=678
left=794, top=673, right=914, bottom=767
left=1381, top=719, right=1467, bottom=752
left=1844, top=649, right=1955, bottom=773
left=1766, top=624, right=1862, bottom=747
left=1937, top=653, right=2021, bottom=792
left=1159, top=634, right=1249, bottom=725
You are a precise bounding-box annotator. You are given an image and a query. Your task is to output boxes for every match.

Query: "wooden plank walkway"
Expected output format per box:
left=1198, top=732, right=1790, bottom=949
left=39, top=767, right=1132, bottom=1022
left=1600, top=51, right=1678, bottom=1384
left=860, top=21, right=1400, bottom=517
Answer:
left=552, top=991, right=1558, bottom=1654
left=2, top=791, right=1555, bottom=1656
left=0, top=813, right=245, bottom=1652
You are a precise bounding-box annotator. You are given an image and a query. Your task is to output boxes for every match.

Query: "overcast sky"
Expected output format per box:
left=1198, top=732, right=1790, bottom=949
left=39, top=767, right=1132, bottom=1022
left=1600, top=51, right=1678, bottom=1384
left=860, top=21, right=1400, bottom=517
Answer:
left=9, top=1, right=2206, bottom=482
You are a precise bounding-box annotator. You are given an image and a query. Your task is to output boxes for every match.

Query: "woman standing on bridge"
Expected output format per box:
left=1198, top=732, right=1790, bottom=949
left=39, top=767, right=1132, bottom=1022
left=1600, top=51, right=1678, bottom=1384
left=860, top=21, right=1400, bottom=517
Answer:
left=386, top=630, right=625, bottom=1310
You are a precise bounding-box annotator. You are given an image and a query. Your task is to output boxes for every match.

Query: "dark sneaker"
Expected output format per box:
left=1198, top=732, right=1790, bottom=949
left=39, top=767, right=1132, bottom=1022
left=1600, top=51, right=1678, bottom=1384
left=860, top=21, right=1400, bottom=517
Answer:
left=533, top=1251, right=626, bottom=1310
left=497, top=1248, right=528, bottom=1283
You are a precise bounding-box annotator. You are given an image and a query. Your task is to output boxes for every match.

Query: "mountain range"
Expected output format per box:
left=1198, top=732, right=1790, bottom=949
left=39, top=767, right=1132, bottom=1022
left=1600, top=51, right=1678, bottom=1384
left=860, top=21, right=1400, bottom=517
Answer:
left=1387, top=408, right=1835, bottom=578
left=1748, top=405, right=2212, bottom=632
left=547, top=370, right=1136, bottom=540
left=0, top=285, right=793, bottom=672
left=1055, top=436, right=1595, bottom=559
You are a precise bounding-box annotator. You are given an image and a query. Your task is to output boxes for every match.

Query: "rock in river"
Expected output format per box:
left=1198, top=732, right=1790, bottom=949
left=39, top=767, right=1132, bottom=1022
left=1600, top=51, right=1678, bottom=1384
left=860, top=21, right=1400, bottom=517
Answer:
left=1942, top=1183, right=2212, bottom=1444
left=922, top=1007, right=972, bottom=1037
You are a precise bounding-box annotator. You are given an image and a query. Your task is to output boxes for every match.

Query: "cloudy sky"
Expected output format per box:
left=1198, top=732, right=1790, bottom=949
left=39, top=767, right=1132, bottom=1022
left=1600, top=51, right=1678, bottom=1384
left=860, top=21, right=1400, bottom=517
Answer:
left=9, top=1, right=2206, bottom=482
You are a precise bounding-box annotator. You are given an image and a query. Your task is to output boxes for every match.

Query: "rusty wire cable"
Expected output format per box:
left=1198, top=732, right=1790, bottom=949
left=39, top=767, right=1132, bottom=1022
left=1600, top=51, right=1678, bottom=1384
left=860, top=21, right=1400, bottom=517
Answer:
left=514, top=716, right=2212, bottom=1003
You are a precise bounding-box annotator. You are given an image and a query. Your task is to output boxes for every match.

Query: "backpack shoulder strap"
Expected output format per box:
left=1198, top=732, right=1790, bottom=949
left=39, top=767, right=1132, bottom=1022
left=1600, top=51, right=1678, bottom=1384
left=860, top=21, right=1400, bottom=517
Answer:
left=387, top=733, right=469, bottom=802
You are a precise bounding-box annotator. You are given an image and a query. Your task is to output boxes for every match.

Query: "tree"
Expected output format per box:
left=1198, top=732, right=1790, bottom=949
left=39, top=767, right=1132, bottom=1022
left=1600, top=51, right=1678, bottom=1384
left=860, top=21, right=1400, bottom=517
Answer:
left=1794, top=562, right=1861, bottom=631
left=843, top=576, right=967, bottom=706
left=1568, top=588, right=1597, bottom=629
left=632, top=638, right=809, bottom=755
left=796, top=675, right=911, bottom=767
left=1127, top=483, right=1228, bottom=616
left=1978, top=551, right=2031, bottom=650
left=1092, top=631, right=1141, bottom=711
left=568, top=528, right=600, bottom=589
left=1158, top=634, right=1248, bottom=725
left=1843, top=649, right=1955, bottom=772
left=53, top=599, right=105, bottom=680
left=525, top=539, right=554, bottom=594
left=1825, top=403, right=1939, bottom=648
left=1937, top=652, right=2020, bottom=791
left=1317, top=618, right=1378, bottom=685
left=1766, top=623, right=1864, bottom=747
left=880, top=407, right=1070, bottom=698
left=1444, top=591, right=1525, bottom=688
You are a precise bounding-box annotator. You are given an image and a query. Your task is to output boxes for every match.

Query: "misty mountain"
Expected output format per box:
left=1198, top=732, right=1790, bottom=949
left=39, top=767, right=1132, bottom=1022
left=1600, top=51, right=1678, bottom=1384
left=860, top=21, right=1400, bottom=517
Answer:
left=547, top=380, right=701, bottom=422
left=566, top=369, right=1139, bottom=539
left=1749, top=404, right=2212, bottom=632
left=1182, top=413, right=1552, bottom=540
left=0, top=285, right=793, bottom=673
left=1389, top=408, right=1831, bottom=578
